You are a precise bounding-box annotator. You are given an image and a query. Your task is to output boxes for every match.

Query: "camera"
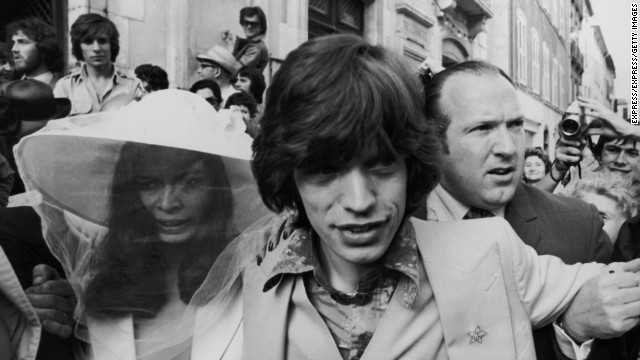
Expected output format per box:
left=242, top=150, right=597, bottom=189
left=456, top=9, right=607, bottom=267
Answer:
left=559, top=101, right=599, bottom=140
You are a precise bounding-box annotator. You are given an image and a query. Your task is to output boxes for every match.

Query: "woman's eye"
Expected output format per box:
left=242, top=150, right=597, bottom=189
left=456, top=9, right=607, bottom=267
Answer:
left=136, top=180, right=160, bottom=190
left=186, top=177, right=204, bottom=186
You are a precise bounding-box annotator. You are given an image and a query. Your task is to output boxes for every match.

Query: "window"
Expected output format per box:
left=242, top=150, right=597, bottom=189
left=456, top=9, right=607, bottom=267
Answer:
left=516, top=9, right=528, bottom=85
left=542, top=42, right=550, bottom=101
left=559, top=64, right=565, bottom=109
left=559, top=0, right=566, bottom=38
left=552, top=58, right=559, bottom=106
left=531, top=29, right=540, bottom=94
left=309, top=0, right=365, bottom=39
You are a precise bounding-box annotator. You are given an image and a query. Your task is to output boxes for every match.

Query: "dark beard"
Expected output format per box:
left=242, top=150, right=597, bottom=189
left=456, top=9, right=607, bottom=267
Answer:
left=15, top=52, right=43, bottom=76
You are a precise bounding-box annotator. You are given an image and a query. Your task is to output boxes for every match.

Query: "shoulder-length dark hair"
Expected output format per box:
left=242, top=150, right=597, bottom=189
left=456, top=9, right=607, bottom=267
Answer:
left=239, top=6, right=267, bottom=35
left=6, top=17, right=64, bottom=73
left=234, top=66, right=266, bottom=104
left=83, top=143, right=233, bottom=319
left=70, top=13, right=120, bottom=62
left=252, top=34, right=440, bottom=226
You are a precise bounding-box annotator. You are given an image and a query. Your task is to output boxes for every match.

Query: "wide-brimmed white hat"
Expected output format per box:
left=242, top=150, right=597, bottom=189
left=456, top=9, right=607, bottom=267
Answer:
left=196, top=45, right=240, bottom=76
left=15, top=89, right=265, bottom=229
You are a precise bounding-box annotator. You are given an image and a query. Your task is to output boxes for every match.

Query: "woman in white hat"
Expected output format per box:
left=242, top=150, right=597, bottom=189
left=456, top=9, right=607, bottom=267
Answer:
left=15, top=89, right=269, bottom=359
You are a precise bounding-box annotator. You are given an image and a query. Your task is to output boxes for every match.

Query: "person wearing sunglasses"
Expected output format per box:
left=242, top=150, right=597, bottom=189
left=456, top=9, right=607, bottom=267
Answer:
left=229, top=6, right=269, bottom=72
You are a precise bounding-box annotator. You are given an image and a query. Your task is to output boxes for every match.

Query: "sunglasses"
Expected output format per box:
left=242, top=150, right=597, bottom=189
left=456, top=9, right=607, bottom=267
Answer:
left=241, top=20, right=260, bottom=28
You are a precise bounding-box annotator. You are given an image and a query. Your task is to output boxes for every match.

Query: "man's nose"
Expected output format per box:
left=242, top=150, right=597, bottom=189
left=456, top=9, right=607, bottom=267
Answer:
left=614, top=151, right=628, bottom=165
left=340, top=169, right=375, bottom=214
left=492, top=126, right=518, bottom=157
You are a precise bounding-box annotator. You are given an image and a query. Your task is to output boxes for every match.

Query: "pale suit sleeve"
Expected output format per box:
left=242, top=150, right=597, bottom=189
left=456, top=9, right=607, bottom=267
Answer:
left=497, top=219, right=605, bottom=328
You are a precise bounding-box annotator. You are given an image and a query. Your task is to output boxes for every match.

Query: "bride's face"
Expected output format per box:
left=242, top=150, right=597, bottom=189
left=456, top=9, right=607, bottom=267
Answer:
left=135, top=160, right=215, bottom=244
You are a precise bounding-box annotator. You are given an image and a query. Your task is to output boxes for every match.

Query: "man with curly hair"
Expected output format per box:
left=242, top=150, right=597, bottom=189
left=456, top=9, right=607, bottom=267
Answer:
left=6, top=17, right=64, bottom=88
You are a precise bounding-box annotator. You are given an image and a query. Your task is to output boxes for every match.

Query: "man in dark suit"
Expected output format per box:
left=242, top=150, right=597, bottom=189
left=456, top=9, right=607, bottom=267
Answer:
left=419, top=60, right=634, bottom=359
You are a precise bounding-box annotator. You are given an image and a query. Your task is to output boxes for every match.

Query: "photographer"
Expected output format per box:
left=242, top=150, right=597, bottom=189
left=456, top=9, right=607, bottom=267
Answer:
left=540, top=98, right=639, bottom=194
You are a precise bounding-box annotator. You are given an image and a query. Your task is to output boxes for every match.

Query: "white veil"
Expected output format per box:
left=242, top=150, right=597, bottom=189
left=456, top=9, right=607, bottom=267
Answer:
left=14, top=90, right=273, bottom=359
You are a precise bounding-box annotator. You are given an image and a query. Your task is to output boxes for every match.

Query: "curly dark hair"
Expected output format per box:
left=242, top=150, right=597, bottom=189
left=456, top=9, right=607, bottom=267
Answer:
left=70, top=13, right=120, bottom=62
left=224, top=90, right=258, bottom=116
left=6, top=17, right=64, bottom=73
left=189, top=79, right=222, bottom=111
left=233, top=66, right=266, bottom=104
left=83, top=143, right=233, bottom=319
left=239, top=6, right=267, bottom=35
left=252, top=34, right=440, bottom=226
left=423, top=60, right=515, bottom=153
left=134, top=64, right=169, bottom=92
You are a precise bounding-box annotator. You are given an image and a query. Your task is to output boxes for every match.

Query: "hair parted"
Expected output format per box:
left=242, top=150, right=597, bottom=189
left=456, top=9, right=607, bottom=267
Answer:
left=239, top=6, right=267, bottom=35
left=6, top=17, right=64, bottom=73
left=252, top=34, right=440, bottom=225
left=83, top=143, right=233, bottom=319
left=423, top=60, right=515, bottom=153
left=70, top=13, right=120, bottom=62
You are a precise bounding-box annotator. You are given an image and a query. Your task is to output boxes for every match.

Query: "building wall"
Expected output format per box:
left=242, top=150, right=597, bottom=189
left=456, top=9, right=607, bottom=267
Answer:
left=581, top=24, right=615, bottom=108
left=487, top=0, right=570, bottom=155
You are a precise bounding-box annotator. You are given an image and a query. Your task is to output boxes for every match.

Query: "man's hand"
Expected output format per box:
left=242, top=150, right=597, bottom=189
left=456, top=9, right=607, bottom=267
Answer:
left=560, top=259, right=640, bottom=342
left=25, top=264, right=76, bottom=339
left=555, top=138, right=585, bottom=166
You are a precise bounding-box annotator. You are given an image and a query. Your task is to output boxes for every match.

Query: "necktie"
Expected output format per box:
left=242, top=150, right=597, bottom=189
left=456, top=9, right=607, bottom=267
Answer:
left=463, top=207, right=495, bottom=220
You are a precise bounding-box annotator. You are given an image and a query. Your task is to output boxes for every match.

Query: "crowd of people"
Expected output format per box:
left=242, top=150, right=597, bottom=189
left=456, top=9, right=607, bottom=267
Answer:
left=1, top=6, right=640, bottom=360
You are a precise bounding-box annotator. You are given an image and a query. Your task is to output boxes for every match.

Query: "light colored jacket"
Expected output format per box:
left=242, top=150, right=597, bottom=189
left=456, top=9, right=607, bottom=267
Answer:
left=241, top=217, right=604, bottom=359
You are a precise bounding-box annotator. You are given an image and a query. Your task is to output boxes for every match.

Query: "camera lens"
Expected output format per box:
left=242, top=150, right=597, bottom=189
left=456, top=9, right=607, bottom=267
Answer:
left=561, top=118, right=580, bottom=138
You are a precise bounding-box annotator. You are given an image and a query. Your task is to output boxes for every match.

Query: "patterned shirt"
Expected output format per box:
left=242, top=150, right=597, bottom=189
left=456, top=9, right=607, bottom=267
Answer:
left=262, top=220, right=421, bottom=360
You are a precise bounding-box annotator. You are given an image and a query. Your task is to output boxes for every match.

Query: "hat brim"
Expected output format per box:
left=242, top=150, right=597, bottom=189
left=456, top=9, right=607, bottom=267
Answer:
left=196, top=55, right=238, bottom=76
left=50, top=98, right=72, bottom=120
left=17, top=134, right=259, bottom=228
left=17, top=98, right=71, bottom=122
left=15, top=90, right=260, bottom=227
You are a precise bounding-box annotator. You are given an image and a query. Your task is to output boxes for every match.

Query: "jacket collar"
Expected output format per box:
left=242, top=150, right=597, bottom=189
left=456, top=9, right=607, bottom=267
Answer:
left=260, top=219, right=421, bottom=307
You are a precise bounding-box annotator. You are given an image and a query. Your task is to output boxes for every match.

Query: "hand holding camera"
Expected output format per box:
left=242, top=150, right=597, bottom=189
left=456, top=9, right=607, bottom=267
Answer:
left=579, top=97, right=640, bottom=141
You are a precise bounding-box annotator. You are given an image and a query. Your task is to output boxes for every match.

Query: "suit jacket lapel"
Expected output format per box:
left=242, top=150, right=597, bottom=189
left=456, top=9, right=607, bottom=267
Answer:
left=412, top=218, right=518, bottom=360
left=243, top=272, right=342, bottom=359
left=505, top=184, right=542, bottom=249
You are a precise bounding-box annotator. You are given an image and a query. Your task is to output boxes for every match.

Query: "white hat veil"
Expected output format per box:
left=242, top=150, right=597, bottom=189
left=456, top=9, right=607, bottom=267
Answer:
left=15, top=90, right=273, bottom=359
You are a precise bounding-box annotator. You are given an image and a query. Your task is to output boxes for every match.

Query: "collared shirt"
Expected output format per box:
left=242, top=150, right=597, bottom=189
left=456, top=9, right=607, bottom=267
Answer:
left=426, top=183, right=591, bottom=360
left=53, top=63, right=144, bottom=115
left=22, top=71, right=57, bottom=88
left=262, top=220, right=421, bottom=360
left=426, top=184, right=505, bottom=221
